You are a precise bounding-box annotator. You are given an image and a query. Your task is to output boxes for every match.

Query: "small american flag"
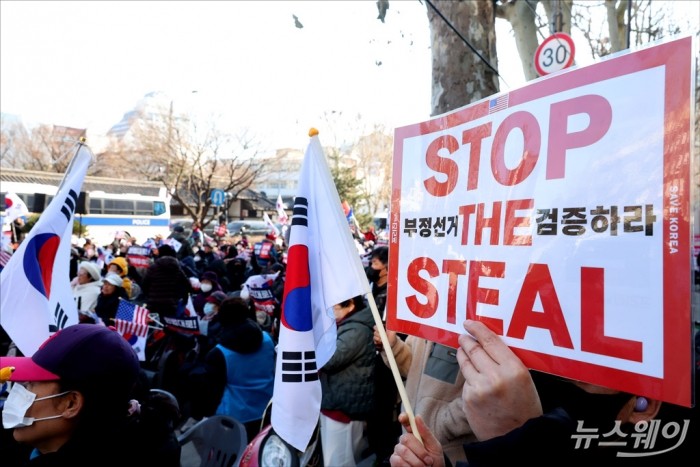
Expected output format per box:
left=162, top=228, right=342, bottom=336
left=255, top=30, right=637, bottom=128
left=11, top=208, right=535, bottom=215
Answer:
left=488, top=94, right=509, bottom=114
left=115, top=299, right=149, bottom=338
left=0, top=249, right=12, bottom=269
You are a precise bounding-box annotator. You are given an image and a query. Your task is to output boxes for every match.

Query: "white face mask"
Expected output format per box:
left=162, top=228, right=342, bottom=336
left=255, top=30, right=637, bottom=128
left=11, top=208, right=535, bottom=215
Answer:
left=200, top=283, right=212, bottom=293
left=203, top=303, right=216, bottom=316
left=2, top=383, right=69, bottom=429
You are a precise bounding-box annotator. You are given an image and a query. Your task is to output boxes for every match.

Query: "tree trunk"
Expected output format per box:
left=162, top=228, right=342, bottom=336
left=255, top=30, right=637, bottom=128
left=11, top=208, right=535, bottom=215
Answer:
left=540, top=0, right=573, bottom=36
left=497, top=0, right=540, bottom=82
left=605, top=0, right=628, bottom=53
left=427, top=0, right=499, bottom=116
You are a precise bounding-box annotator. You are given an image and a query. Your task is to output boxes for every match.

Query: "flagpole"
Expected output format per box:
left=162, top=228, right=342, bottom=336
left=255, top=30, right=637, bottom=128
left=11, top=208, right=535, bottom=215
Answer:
left=364, top=291, right=423, bottom=445
left=10, top=221, right=16, bottom=246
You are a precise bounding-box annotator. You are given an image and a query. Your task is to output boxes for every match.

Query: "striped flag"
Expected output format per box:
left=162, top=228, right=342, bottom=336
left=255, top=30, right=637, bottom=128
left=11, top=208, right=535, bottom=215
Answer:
left=115, top=299, right=149, bottom=337
left=0, top=248, right=12, bottom=271
left=488, top=93, right=509, bottom=114
left=0, top=143, right=92, bottom=356
left=271, top=129, right=370, bottom=452
left=114, top=298, right=149, bottom=361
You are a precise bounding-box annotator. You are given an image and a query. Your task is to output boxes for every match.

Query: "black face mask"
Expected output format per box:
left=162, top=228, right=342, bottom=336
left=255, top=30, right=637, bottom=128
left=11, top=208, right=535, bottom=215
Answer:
left=366, top=268, right=380, bottom=283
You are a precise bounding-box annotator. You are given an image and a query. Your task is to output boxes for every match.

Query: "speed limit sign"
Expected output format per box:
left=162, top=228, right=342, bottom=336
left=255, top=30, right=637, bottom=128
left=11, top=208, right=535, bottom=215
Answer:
left=534, top=32, right=575, bottom=76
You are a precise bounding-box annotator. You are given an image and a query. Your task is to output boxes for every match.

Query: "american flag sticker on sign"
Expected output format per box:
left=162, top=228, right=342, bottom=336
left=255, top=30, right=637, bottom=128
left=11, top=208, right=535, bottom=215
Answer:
left=488, top=94, right=509, bottom=113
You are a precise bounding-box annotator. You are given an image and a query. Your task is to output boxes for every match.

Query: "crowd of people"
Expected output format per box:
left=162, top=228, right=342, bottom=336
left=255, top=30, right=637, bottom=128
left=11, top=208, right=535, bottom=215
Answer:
left=0, top=218, right=400, bottom=466
left=1, top=214, right=698, bottom=467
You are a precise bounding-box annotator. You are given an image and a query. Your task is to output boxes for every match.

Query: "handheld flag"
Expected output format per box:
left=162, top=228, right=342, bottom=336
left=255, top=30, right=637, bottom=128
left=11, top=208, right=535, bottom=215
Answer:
left=0, top=143, right=93, bottom=356
left=3, top=193, right=29, bottom=225
left=341, top=200, right=355, bottom=225
left=115, top=299, right=150, bottom=361
left=163, top=237, right=182, bottom=252
left=184, top=294, right=196, bottom=317
left=271, top=129, right=370, bottom=451
left=276, top=193, right=289, bottom=225
left=263, top=212, right=280, bottom=235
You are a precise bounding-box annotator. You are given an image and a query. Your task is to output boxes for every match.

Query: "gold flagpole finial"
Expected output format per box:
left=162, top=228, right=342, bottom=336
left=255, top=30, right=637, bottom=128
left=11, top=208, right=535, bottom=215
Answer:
left=308, top=128, right=319, bottom=137
left=0, top=366, right=15, bottom=384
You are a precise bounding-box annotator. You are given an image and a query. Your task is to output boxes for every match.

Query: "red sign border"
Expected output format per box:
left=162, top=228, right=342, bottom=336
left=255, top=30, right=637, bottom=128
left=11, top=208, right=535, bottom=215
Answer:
left=389, top=37, right=693, bottom=407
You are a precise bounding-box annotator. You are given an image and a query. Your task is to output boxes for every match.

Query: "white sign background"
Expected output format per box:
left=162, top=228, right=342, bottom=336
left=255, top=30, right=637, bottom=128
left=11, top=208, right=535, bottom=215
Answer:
left=388, top=36, right=693, bottom=407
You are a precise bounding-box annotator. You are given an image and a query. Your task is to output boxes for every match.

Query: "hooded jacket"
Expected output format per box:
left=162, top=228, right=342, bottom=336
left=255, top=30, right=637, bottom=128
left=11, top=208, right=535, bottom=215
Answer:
left=320, top=305, right=376, bottom=419
left=204, top=319, right=275, bottom=423
left=141, top=256, right=190, bottom=313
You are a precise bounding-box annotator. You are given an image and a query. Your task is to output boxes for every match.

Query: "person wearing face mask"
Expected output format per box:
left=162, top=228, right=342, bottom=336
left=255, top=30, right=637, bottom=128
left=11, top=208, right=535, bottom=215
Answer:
left=199, top=291, right=228, bottom=342
left=191, top=271, right=223, bottom=317
left=366, top=246, right=404, bottom=465
left=0, top=324, right=144, bottom=466
left=177, top=290, right=230, bottom=423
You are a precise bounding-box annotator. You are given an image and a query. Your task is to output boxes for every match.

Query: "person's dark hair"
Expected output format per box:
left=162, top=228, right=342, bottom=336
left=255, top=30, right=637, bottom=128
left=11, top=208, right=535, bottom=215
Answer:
left=201, top=270, right=219, bottom=284
left=371, top=246, right=389, bottom=264
left=218, top=296, right=256, bottom=324
left=119, top=370, right=182, bottom=465
left=338, top=295, right=367, bottom=312
left=157, top=244, right=176, bottom=258
left=270, top=262, right=285, bottom=274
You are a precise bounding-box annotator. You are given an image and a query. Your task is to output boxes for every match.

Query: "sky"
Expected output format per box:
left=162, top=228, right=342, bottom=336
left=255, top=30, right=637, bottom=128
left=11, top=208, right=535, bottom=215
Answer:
left=1, top=1, right=697, bottom=152
left=1, top=1, right=436, bottom=150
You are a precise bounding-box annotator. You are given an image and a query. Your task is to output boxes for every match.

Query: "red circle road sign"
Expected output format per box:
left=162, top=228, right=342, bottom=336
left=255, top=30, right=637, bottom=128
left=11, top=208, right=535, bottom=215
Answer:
left=534, top=32, right=575, bottom=76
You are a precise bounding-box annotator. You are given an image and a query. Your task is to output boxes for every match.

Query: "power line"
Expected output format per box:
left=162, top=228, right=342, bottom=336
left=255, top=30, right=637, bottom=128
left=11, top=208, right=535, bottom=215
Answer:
left=522, top=0, right=549, bottom=41
left=424, top=0, right=509, bottom=88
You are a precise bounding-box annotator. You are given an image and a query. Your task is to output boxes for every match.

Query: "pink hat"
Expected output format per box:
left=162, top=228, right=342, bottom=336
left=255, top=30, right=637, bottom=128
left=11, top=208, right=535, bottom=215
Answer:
left=0, top=324, right=139, bottom=399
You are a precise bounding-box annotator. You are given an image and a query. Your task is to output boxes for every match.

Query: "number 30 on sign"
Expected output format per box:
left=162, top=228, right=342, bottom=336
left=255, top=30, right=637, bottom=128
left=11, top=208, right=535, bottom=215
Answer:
left=534, top=32, right=575, bottom=76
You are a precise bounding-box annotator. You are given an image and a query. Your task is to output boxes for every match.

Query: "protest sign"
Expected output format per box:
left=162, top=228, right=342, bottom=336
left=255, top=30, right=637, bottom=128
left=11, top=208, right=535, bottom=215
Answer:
left=387, top=36, right=694, bottom=407
left=127, top=246, right=151, bottom=268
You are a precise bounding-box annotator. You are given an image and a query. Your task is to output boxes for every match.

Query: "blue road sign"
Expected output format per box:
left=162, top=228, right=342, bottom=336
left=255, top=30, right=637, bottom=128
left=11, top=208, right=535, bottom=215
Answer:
left=211, top=189, right=225, bottom=207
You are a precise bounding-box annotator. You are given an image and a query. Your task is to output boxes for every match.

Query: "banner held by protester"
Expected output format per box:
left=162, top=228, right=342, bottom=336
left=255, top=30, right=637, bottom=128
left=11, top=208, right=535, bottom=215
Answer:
left=387, top=36, right=694, bottom=407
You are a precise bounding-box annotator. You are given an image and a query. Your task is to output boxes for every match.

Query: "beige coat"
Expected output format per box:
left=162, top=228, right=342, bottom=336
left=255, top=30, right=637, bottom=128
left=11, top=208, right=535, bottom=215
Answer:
left=381, top=336, right=476, bottom=465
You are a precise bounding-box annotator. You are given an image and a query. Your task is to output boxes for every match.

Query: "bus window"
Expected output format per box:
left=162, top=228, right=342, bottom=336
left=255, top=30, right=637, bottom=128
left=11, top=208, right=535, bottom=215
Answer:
left=89, top=198, right=101, bottom=214
left=0, top=176, right=172, bottom=246
left=104, top=199, right=134, bottom=215
left=153, top=201, right=166, bottom=216
left=135, top=200, right=154, bottom=216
